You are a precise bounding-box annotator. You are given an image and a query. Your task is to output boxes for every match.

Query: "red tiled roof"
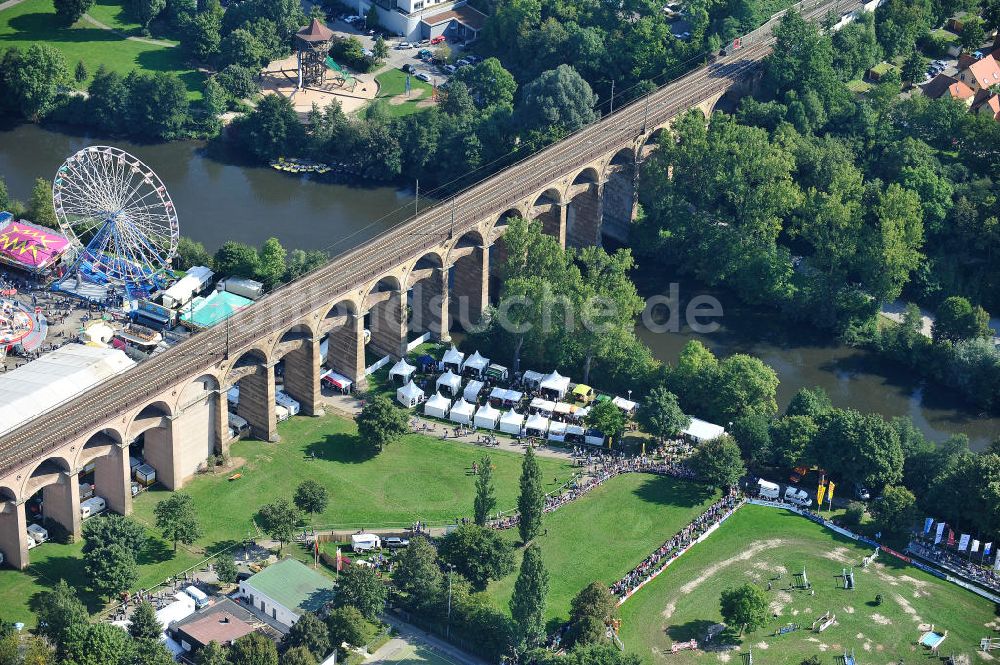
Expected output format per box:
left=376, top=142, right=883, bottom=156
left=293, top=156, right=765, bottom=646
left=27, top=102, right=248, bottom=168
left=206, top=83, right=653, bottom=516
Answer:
left=177, top=613, right=255, bottom=647
left=962, top=54, right=1000, bottom=88
left=923, top=74, right=974, bottom=100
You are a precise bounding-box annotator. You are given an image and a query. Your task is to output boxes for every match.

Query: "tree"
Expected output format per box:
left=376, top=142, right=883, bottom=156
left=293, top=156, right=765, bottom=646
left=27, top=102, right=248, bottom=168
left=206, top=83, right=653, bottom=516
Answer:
left=335, top=563, right=387, bottom=621
left=393, top=536, right=442, bottom=610
left=933, top=296, right=993, bottom=342
left=282, top=612, right=329, bottom=660
left=901, top=50, right=926, bottom=85
left=33, top=580, right=89, bottom=654
left=960, top=17, right=986, bottom=51
left=690, top=435, right=746, bottom=489
left=183, top=3, right=223, bottom=60
left=0, top=176, right=9, bottom=213
left=54, top=0, right=94, bottom=24
left=73, top=60, right=88, bottom=84
left=870, top=485, right=917, bottom=535
left=256, top=499, right=299, bottom=553
left=567, top=582, right=618, bottom=646
left=636, top=386, right=690, bottom=441
left=710, top=354, right=780, bottom=422
left=61, top=622, right=136, bottom=665
left=134, top=637, right=175, bottom=665
left=517, top=446, right=544, bottom=544
left=438, top=524, right=516, bottom=590
left=510, top=544, right=548, bottom=649
left=201, top=76, right=227, bottom=121
left=372, top=35, right=389, bottom=62
left=719, top=583, right=769, bottom=635
left=281, top=646, right=317, bottom=665
left=730, top=414, right=773, bottom=466
left=128, top=601, right=162, bottom=640
left=769, top=415, right=819, bottom=468
left=229, top=632, right=278, bottom=665
left=517, top=64, right=597, bottom=135
left=2, top=44, right=68, bottom=120
left=81, top=514, right=147, bottom=559
left=236, top=94, right=306, bottom=162
left=175, top=236, right=213, bottom=271
left=585, top=400, right=626, bottom=447
left=293, top=480, right=329, bottom=523
left=812, top=409, right=904, bottom=490
left=256, top=237, right=287, bottom=289
left=785, top=387, right=832, bottom=419
left=326, top=606, right=377, bottom=657
left=216, top=64, right=259, bottom=101
left=862, top=184, right=924, bottom=304
left=473, top=454, right=497, bottom=525
left=154, top=492, right=202, bottom=552
left=85, top=543, right=138, bottom=600
left=128, top=0, right=167, bottom=29
left=365, top=3, right=379, bottom=29
left=123, top=71, right=190, bottom=140
left=454, top=57, right=517, bottom=109
left=28, top=178, right=57, bottom=229
left=194, top=641, right=229, bottom=665
left=215, top=556, right=239, bottom=585
left=355, top=394, right=409, bottom=453
left=213, top=241, right=260, bottom=279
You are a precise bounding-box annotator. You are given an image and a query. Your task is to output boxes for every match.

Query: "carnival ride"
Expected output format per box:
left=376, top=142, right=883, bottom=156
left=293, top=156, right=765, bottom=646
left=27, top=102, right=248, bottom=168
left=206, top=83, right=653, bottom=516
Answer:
left=52, top=146, right=179, bottom=302
left=0, top=297, right=38, bottom=358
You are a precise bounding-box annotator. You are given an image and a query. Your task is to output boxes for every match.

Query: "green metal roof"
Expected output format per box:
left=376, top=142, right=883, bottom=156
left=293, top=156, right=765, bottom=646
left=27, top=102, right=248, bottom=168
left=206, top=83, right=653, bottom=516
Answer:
left=245, top=558, right=336, bottom=614
left=179, top=290, right=253, bottom=329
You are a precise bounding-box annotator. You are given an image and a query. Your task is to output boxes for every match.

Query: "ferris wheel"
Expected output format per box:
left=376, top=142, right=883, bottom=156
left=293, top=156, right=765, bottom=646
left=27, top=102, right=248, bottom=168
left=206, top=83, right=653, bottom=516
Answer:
left=52, top=146, right=179, bottom=296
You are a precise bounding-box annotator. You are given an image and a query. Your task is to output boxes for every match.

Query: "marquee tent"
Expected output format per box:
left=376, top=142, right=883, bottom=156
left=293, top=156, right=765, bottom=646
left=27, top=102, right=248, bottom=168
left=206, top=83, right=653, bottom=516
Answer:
left=396, top=380, right=425, bottom=408
left=0, top=218, right=71, bottom=274
left=499, top=409, right=525, bottom=435
left=321, top=369, right=352, bottom=393
left=565, top=424, right=585, bottom=442
left=612, top=396, right=637, bottom=414
left=572, top=406, right=590, bottom=421
left=389, top=358, right=416, bottom=384
left=554, top=402, right=575, bottom=417
left=449, top=397, right=475, bottom=424
left=424, top=392, right=451, bottom=419
left=540, top=371, right=571, bottom=399
left=436, top=370, right=462, bottom=397
left=525, top=413, right=549, bottom=436
left=474, top=403, right=501, bottom=429
left=682, top=417, right=725, bottom=443
left=463, top=350, right=489, bottom=377
left=547, top=420, right=567, bottom=442
left=529, top=397, right=556, bottom=415
left=489, top=387, right=522, bottom=407
left=584, top=431, right=605, bottom=446
left=522, top=370, right=545, bottom=389
left=442, top=345, right=464, bottom=372
left=464, top=379, right=484, bottom=402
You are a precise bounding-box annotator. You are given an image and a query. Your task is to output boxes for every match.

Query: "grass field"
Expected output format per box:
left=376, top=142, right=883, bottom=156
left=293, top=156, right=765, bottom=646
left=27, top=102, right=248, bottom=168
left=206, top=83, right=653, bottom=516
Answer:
left=618, top=504, right=997, bottom=664
left=375, top=640, right=459, bottom=665
left=486, top=474, right=720, bottom=629
left=0, top=0, right=201, bottom=96
left=371, top=68, right=435, bottom=118
left=0, top=412, right=575, bottom=625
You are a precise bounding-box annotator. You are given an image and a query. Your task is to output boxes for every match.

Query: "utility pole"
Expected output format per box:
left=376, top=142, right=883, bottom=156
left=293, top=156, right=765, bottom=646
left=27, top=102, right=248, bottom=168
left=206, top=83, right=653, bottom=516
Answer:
left=415, top=179, right=419, bottom=217
left=450, top=197, right=456, bottom=238
left=642, top=93, right=650, bottom=133
left=609, top=79, right=615, bottom=115
left=446, top=563, right=454, bottom=638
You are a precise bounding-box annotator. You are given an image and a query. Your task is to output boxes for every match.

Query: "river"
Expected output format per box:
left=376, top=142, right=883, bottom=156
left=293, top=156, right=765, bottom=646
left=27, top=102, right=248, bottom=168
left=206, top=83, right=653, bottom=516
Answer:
left=2, top=123, right=998, bottom=449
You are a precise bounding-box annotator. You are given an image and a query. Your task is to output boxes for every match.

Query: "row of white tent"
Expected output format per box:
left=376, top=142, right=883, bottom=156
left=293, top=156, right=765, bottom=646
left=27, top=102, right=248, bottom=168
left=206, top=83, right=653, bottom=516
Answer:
left=422, top=393, right=605, bottom=445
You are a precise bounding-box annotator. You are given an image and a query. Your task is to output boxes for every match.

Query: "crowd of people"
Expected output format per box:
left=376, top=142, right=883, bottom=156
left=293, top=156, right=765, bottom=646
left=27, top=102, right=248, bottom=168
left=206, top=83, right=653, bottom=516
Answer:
left=610, top=490, right=741, bottom=599
left=908, top=539, right=1000, bottom=592
left=0, top=273, right=95, bottom=369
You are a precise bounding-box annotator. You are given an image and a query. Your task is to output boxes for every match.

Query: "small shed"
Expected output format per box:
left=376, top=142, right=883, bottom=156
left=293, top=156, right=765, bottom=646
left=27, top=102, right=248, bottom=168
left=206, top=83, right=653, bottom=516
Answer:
left=464, top=379, right=485, bottom=403
left=436, top=370, right=462, bottom=397
left=424, top=392, right=451, bottom=419
left=525, top=413, right=550, bottom=436
left=389, top=358, right=417, bottom=384
left=449, top=397, right=475, bottom=424
left=442, top=345, right=464, bottom=372
left=396, top=380, right=425, bottom=408
left=463, top=350, right=490, bottom=377
left=474, top=403, right=501, bottom=429
left=540, top=371, right=571, bottom=399
left=682, top=417, right=725, bottom=443
left=499, top=409, right=525, bottom=435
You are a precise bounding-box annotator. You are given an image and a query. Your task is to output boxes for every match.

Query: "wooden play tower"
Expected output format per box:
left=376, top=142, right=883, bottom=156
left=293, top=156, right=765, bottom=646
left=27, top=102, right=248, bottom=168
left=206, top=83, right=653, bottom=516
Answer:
left=295, top=18, right=335, bottom=88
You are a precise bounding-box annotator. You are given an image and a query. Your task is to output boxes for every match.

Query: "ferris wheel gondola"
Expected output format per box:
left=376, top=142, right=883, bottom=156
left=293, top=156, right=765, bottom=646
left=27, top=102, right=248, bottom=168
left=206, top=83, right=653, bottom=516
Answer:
left=52, top=146, right=179, bottom=299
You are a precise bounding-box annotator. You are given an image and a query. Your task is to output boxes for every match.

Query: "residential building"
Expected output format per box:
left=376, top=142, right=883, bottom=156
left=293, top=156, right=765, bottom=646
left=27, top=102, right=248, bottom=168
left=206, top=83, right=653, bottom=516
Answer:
left=972, top=89, right=1000, bottom=119
left=956, top=53, right=1000, bottom=92
left=168, top=599, right=259, bottom=653
left=923, top=73, right=975, bottom=105
left=238, top=558, right=336, bottom=628
left=356, top=0, right=486, bottom=43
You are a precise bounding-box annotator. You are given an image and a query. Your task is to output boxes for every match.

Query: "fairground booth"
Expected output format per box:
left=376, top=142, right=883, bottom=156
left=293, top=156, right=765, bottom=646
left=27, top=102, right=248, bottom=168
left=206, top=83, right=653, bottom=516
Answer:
left=0, top=215, right=72, bottom=278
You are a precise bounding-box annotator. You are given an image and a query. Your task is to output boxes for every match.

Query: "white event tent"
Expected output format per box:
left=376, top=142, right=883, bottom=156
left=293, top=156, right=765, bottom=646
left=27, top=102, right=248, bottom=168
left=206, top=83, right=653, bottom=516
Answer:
left=464, top=379, right=484, bottom=402
left=424, top=392, right=451, bottom=419
left=449, top=397, right=475, bottom=424
left=540, top=371, right=571, bottom=399
left=436, top=370, right=462, bottom=397
left=499, top=409, right=525, bottom=434
left=463, top=351, right=489, bottom=377
left=522, top=370, right=545, bottom=389
left=525, top=413, right=550, bottom=436
left=529, top=397, right=556, bottom=415
left=389, top=358, right=416, bottom=384
left=442, top=345, right=464, bottom=372
left=474, top=403, right=501, bottom=429
left=682, top=417, right=726, bottom=443
left=396, top=380, right=425, bottom=408
left=547, top=420, right=567, bottom=442
left=612, top=396, right=637, bottom=414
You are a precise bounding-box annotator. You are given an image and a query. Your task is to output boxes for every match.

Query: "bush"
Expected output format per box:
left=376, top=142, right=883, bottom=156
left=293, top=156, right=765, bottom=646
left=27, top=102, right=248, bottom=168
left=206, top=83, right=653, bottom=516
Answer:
left=843, top=501, right=866, bottom=527
left=215, top=64, right=260, bottom=102
left=874, top=593, right=883, bottom=606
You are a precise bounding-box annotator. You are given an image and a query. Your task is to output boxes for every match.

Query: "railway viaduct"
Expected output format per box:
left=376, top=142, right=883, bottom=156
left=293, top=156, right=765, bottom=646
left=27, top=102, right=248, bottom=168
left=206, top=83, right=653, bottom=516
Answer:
left=0, top=0, right=860, bottom=569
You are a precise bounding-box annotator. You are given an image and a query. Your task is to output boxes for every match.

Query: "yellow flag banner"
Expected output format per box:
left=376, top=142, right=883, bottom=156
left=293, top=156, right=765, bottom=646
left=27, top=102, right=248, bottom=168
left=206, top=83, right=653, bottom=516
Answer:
left=817, top=483, right=827, bottom=507
left=827, top=481, right=836, bottom=504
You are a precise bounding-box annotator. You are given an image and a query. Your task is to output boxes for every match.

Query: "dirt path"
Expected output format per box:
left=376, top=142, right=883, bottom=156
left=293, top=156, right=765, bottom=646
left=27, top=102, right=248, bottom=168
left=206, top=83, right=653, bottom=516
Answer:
left=79, top=12, right=177, bottom=46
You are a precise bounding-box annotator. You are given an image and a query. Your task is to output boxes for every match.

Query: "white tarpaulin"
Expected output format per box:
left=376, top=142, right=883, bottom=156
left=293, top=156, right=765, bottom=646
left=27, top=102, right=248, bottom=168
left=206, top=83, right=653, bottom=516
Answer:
left=525, top=413, right=550, bottom=435
left=442, top=345, right=464, bottom=370
left=0, top=344, right=135, bottom=436
left=389, top=358, right=416, bottom=383
left=424, top=392, right=451, bottom=419
left=463, top=350, right=489, bottom=375
left=540, top=370, right=571, bottom=398
left=611, top=396, right=637, bottom=413
left=436, top=370, right=462, bottom=396
left=464, top=379, right=484, bottom=402
left=547, top=420, right=567, bottom=442
left=396, top=380, right=425, bottom=408
left=499, top=409, right=525, bottom=434
left=529, top=397, right=556, bottom=414
left=682, top=417, right=725, bottom=443
left=474, top=403, right=501, bottom=429
left=449, top=398, right=475, bottom=424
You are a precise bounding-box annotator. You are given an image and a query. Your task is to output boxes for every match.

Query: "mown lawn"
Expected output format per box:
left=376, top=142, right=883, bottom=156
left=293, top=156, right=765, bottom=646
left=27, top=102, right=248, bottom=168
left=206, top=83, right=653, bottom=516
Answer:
left=370, top=68, right=435, bottom=118
left=618, top=504, right=997, bottom=663
left=0, top=412, right=575, bottom=625
left=0, top=0, right=201, bottom=96
left=486, top=474, right=720, bottom=629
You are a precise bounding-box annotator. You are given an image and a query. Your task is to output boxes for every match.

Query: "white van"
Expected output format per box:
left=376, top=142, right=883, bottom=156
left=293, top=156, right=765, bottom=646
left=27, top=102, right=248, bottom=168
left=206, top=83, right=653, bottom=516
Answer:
left=275, top=391, right=300, bottom=417
left=228, top=412, right=250, bottom=438
left=275, top=404, right=290, bottom=422
left=784, top=486, right=812, bottom=507
left=757, top=479, right=780, bottom=499
left=183, top=585, right=210, bottom=609
left=26, top=524, right=48, bottom=545
left=351, top=533, right=381, bottom=552
left=80, top=496, right=107, bottom=519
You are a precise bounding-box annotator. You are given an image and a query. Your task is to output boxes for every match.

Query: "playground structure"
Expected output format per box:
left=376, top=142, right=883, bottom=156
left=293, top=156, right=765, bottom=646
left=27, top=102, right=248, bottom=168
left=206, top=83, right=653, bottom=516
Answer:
left=296, top=19, right=336, bottom=88
left=0, top=297, right=38, bottom=357
left=261, top=52, right=378, bottom=117
left=841, top=649, right=857, bottom=665
left=811, top=611, right=836, bottom=632
left=774, top=623, right=799, bottom=637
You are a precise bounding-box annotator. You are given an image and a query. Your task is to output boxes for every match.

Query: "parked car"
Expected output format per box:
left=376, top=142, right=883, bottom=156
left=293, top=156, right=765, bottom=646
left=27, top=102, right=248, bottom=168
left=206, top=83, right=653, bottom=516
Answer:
left=396, top=41, right=413, bottom=49
left=456, top=58, right=471, bottom=67
left=783, top=486, right=812, bottom=507
left=401, top=63, right=416, bottom=74
left=854, top=483, right=871, bottom=501
left=974, top=50, right=984, bottom=60
left=465, top=55, right=481, bottom=64
left=443, top=64, right=457, bottom=74
left=384, top=537, right=410, bottom=549
left=416, top=72, right=431, bottom=82
left=430, top=35, right=446, bottom=45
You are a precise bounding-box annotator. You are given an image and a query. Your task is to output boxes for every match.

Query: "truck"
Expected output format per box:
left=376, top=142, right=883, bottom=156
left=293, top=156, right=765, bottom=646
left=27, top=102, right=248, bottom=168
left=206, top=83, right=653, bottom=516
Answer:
left=80, top=496, right=107, bottom=519
left=275, top=404, right=290, bottom=422
left=221, top=277, right=264, bottom=301
left=351, top=533, right=381, bottom=552
left=26, top=523, right=48, bottom=545
left=275, top=391, right=300, bottom=416
left=162, top=266, right=214, bottom=309
left=783, top=486, right=812, bottom=507
left=757, top=479, right=780, bottom=500
left=183, top=585, right=210, bottom=609
left=228, top=412, right=250, bottom=438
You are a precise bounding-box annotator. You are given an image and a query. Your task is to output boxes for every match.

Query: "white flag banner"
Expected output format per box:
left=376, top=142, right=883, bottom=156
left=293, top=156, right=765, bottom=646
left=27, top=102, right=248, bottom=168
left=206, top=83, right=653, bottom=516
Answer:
left=959, top=534, right=971, bottom=551
left=935, top=522, right=946, bottom=544
left=972, top=539, right=981, bottom=553
left=986, top=542, right=993, bottom=557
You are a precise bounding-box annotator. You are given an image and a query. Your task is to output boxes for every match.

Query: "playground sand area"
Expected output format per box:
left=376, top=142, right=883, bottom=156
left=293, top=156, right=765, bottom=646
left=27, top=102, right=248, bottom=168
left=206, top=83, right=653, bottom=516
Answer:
left=617, top=504, right=997, bottom=664
left=261, top=54, right=377, bottom=116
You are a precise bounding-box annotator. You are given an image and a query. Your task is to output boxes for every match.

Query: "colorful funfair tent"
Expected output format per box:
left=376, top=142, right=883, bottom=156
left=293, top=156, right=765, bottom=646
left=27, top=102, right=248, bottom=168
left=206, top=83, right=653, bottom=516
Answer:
left=0, top=217, right=71, bottom=274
